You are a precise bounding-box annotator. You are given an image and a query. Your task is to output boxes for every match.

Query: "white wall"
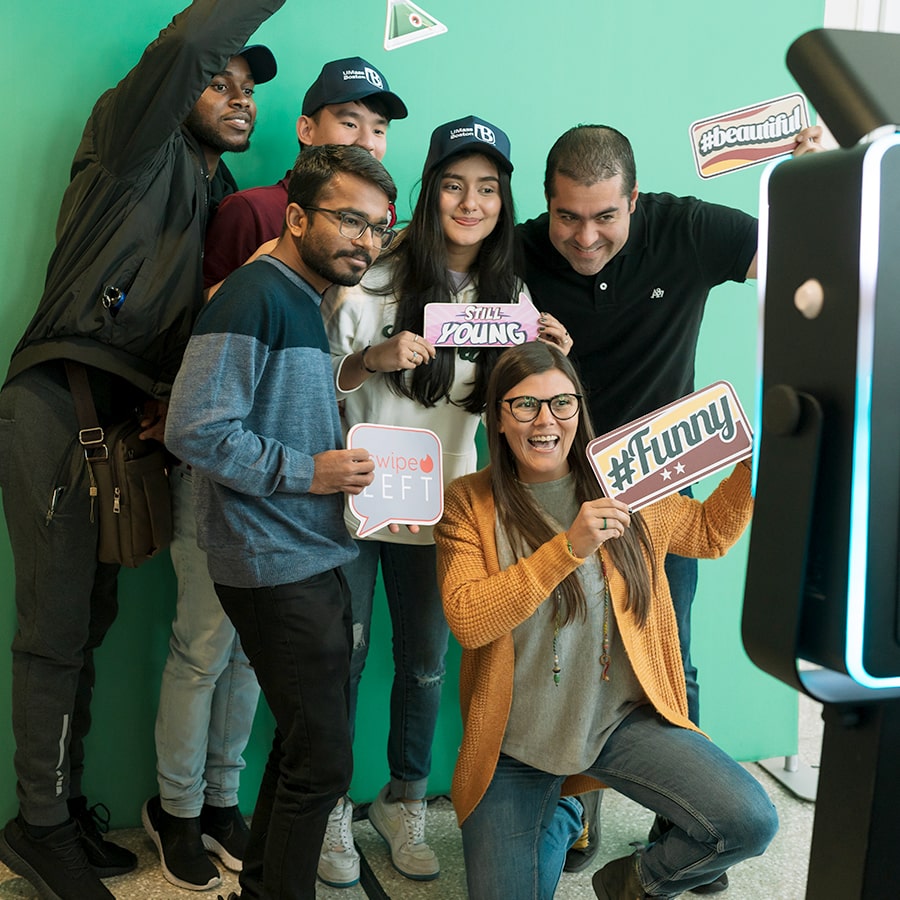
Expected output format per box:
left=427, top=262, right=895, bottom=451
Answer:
left=825, top=0, right=900, bottom=31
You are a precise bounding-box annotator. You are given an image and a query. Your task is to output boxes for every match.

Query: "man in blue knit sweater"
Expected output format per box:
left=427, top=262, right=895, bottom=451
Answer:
left=165, top=144, right=397, bottom=899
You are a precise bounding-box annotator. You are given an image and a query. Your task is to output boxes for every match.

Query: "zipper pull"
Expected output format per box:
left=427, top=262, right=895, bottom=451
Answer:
left=87, top=466, right=98, bottom=523
left=45, top=487, right=65, bottom=525
left=113, top=487, right=121, bottom=514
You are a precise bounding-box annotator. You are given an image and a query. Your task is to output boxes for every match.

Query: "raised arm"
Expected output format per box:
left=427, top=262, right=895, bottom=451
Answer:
left=95, top=0, right=284, bottom=176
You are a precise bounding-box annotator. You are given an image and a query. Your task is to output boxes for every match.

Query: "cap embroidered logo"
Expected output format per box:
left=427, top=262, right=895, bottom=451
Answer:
left=364, top=67, right=384, bottom=89
left=474, top=123, right=496, bottom=144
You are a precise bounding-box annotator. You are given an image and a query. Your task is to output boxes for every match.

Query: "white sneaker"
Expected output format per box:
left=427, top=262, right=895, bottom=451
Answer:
left=367, top=785, right=439, bottom=881
left=317, top=797, right=359, bottom=888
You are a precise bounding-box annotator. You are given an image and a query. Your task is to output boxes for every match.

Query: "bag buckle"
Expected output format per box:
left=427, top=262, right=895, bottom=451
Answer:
left=79, top=427, right=109, bottom=462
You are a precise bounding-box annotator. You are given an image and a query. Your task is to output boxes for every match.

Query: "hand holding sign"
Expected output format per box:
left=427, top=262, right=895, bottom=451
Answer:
left=363, top=330, right=436, bottom=373
left=348, top=423, right=443, bottom=538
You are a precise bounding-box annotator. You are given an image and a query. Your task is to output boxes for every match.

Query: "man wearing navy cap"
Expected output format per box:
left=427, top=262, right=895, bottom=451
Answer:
left=203, top=55, right=408, bottom=290
left=142, top=30, right=285, bottom=900
left=0, top=3, right=280, bottom=899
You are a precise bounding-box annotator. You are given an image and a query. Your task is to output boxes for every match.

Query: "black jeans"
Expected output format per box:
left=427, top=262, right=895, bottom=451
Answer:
left=0, top=365, right=123, bottom=825
left=216, top=569, right=353, bottom=900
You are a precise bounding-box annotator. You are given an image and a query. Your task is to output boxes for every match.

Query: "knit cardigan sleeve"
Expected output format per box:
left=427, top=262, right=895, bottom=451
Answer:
left=436, top=469, right=582, bottom=649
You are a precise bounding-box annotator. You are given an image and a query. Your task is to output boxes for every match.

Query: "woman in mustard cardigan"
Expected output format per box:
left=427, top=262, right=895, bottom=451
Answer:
left=434, top=342, right=777, bottom=899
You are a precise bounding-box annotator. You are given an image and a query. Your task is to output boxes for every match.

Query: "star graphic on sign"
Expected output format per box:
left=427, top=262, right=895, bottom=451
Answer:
left=661, top=468, right=672, bottom=481
left=675, top=462, right=686, bottom=475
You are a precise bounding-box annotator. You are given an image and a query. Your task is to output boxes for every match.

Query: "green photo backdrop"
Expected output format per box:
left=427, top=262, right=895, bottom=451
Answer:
left=2, top=0, right=825, bottom=827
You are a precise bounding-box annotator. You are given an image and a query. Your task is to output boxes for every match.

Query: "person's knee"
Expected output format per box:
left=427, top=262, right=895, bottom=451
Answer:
left=730, top=799, right=779, bottom=858
left=413, top=666, right=445, bottom=690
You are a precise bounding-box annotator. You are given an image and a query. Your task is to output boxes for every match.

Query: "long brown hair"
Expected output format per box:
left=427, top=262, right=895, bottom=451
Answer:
left=485, top=342, right=656, bottom=627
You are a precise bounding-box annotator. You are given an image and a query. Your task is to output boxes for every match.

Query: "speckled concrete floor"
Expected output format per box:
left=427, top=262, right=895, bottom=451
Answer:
left=0, top=695, right=821, bottom=899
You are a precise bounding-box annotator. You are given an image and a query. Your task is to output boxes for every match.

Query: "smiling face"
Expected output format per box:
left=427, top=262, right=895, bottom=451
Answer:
left=437, top=153, right=502, bottom=269
left=547, top=172, right=638, bottom=276
left=297, top=101, right=389, bottom=160
left=184, top=55, right=257, bottom=162
left=498, top=368, right=580, bottom=484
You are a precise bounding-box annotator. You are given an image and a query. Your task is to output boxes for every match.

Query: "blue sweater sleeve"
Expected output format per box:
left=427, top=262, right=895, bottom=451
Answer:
left=166, top=329, right=316, bottom=496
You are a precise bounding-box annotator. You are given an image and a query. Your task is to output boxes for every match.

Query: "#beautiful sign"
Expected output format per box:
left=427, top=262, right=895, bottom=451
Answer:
left=586, top=381, right=752, bottom=510
left=689, top=93, right=810, bottom=179
left=347, top=423, right=444, bottom=538
left=423, top=293, right=542, bottom=348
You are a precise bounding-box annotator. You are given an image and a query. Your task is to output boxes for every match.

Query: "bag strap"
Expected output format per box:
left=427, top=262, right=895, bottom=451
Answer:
left=64, top=360, right=108, bottom=461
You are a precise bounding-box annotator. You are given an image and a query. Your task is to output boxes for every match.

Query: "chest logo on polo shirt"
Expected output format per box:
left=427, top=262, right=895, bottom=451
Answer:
left=650, top=287, right=665, bottom=299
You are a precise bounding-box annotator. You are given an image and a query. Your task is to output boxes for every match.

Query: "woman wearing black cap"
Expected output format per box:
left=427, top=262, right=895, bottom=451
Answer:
left=320, top=116, right=570, bottom=887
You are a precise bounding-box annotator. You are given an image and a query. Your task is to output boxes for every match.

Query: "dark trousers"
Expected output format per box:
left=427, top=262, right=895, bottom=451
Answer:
left=216, top=569, right=353, bottom=900
left=0, top=365, right=122, bottom=826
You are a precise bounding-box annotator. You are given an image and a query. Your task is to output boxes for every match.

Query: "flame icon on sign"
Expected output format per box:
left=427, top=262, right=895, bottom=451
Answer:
left=420, top=455, right=434, bottom=473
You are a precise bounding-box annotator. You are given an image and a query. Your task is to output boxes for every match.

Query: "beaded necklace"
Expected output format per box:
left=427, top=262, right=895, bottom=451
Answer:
left=552, top=549, right=612, bottom=685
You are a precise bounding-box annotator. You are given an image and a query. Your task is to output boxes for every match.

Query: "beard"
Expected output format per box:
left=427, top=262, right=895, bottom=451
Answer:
left=300, top=236, right=374, bottom=287
left=184, top=108, right=254, bottom=156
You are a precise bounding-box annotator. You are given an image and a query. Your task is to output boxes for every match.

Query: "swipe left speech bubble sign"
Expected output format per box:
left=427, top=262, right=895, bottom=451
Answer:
left=423, top=292, right=542, bottom=347
left=348, top=423, right=444, bottom=538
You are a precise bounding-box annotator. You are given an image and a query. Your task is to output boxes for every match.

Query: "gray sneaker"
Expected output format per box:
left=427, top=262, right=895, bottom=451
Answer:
left=367, top=785, right=439, bottom=881
left=317, top=797, right=359, bottom=888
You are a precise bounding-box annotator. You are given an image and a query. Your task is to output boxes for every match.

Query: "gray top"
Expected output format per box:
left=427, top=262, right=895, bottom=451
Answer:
left=499, top=474, right=645, bottom=774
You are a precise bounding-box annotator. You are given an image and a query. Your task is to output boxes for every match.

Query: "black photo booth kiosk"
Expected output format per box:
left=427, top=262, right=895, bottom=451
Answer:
left=744, top=29, right=900, bottom=900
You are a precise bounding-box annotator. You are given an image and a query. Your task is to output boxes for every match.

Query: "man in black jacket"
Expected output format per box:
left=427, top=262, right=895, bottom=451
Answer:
left=0, top=3, right=281, bottom=898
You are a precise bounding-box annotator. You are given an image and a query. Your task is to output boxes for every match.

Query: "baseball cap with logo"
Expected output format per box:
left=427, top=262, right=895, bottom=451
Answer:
left=237, top=45, right=277, bottom=85
left=423, top=115, right=513, bottom=177
left=302, top=57, right=408, bottom=120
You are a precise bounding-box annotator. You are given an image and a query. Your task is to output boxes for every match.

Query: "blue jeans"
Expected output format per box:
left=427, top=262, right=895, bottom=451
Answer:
left=216, top=569, right=353, bottom=900
left=666, top=484, right=700, bottom=726
left=461, top=706, right=778, bottom=899
left=540, top=795, right=584, bottom=897
left=154, top=466, right=260, bottom=816
left=665, top=552, right=699, bottom=725
left=344, top=539, right=449, bottom=800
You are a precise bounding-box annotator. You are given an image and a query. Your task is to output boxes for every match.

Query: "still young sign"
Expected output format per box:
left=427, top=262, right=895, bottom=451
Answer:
left=423, top=292, right=542, bottom=348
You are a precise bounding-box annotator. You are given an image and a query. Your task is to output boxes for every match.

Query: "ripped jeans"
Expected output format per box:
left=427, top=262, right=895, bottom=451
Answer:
left=342, top=540, right=449, bottom=801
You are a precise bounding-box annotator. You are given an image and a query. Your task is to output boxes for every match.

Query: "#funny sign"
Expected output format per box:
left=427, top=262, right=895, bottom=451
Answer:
left=347, top=423, right=444, bottom=538
left=585, top=382, right=752, bottom=511
left=423, top=293, right=542, bottom=348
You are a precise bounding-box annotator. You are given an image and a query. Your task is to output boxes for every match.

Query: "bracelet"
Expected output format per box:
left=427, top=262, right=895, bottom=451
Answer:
left=360, top=345, right=377, bottom=374
left=565, top=537, right=576, bottom=557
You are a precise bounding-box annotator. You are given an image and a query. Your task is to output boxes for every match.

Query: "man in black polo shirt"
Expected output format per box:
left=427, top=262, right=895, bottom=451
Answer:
left=519, top=123, right=821, bottom=893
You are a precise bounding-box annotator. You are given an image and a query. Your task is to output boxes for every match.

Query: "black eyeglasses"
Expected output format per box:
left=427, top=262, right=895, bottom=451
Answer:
left=302, top=206, right=396, bottom=248
left=499, top=394, right=582, bottom=422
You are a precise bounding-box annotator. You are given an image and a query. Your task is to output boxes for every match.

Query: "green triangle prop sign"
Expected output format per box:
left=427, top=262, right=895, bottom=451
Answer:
left=384, top=0, right=448, bottom=50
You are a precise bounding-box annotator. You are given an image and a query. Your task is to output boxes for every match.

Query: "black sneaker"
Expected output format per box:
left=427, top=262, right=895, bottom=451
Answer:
left=0, top=816, right=114, bottom=899
left=200, top=803, right=249, bottom=872
left=67, top=796, right=137, bottom=878
left=691, top=872, right=729, bottom=893
left=142, top=795, right=221, bottom=891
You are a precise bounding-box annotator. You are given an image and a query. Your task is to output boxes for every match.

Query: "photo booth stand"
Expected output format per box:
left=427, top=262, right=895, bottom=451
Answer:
left=743, top=28, right=900, bottom=900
